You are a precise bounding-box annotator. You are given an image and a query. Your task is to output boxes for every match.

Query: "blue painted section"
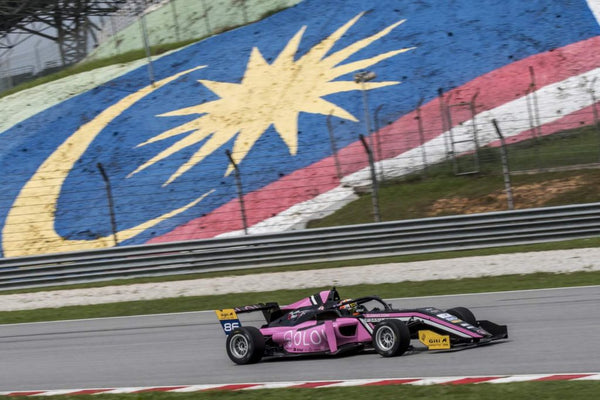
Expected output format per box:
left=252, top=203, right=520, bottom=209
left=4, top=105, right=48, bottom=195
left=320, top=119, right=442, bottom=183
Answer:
left=0, top=0, right=598, bottom=255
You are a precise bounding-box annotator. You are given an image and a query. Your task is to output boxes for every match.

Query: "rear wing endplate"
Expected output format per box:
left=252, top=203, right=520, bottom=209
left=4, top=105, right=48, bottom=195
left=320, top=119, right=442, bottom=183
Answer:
left=215, top=309, right=241, bottom=335
left=215, top=302, right=281, bottom=335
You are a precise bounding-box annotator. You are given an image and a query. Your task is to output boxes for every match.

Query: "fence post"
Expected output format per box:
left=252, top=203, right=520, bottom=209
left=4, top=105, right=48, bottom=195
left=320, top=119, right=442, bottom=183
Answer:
left=138, top=7, right=155, bottom=85
left=359, top=134, right=381, bottom=222
left=200, top=0, right=212, bottom=35
left=226, top=150, right=249, bottom=234
left=374, top=104, right=385, bottom=180
left=437, top=88, right=450, bottom=160
left=34, top=40, right=43, bottom=73
left=110, top=13, right=119, bottom=56
left=0, top=57, right=7, bottom=92
left=97, top=163, right=119, bottom=246
left=587, top=77, right=600, bottom=162
left=415, top=97, right=428, bottom=176
left=170, top=0, right=181, bottom=42
left=492, top=119, right=514, bottom=210
left=525, top=66, right=541, bottom=169
left=326, top=113, right=343, bottom=179
left=4, top=50, right=14, bottom=89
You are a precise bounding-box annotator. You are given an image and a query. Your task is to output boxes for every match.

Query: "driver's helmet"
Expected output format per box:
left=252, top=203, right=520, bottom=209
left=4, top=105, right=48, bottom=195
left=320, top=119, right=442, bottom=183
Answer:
left=338, top=299, right=357, bottom=313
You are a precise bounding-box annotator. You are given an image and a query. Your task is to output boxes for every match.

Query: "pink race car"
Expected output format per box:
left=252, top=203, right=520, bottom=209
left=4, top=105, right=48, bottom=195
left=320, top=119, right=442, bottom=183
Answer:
left=215, top=288, right=507, bottom=364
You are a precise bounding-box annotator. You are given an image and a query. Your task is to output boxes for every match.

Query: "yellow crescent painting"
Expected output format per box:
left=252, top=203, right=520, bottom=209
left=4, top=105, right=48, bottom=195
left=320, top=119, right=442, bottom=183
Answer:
left=2, top=12, right=412, bottom=257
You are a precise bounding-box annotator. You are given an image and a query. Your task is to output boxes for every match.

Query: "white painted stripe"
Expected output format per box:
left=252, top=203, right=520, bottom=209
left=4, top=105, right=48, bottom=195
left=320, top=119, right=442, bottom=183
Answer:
left=239, top=67, right=600, bottom=236
left=488, top=374, right=553, bottom=384
left=405, top=377, right=460, bottom=385
left=168, top=384, right=226, bottom=392
left=99, top=387, right=147, bottom=394
left=325, top=379, right=386, bottom=387
left=587, top=0, right=600, bottom=26
left=243, top=382, right=301, bottom=390
left=31, top=389, right=85, bottom=396
left=349, top=67, right=600, bottom=186
left=573, top=373, right=600, bottom=381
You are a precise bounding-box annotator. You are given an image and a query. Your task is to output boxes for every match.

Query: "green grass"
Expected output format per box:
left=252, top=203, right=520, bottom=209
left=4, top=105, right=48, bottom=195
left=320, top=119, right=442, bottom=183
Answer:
left=507, top=125, right=600, bottom=170
left=3, top=381, right=599, bottom=399
left=2, top=270, right=598, bottom=325
left=308, top=125, right=600, bottom=228
left=308, top=168, right=600, bottom=227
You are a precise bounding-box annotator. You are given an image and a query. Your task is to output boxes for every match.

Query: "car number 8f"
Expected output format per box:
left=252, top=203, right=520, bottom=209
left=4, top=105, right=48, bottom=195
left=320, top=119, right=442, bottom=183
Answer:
left=223, top=322, right=240, bottom=332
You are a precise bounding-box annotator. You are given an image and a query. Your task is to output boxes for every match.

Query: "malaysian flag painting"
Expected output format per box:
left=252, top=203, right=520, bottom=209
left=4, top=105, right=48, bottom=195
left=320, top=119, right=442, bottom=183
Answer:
left=1, top=0, right=599, bottom=257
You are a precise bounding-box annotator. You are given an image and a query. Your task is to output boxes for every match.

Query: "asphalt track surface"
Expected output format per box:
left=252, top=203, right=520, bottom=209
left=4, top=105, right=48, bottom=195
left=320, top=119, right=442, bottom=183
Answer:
left=1, top=286, right=599, bottom=391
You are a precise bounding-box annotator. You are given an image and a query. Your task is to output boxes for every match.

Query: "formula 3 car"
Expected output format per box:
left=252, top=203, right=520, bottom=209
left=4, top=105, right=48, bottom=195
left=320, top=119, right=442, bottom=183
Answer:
left=215, top=288, right=508, bottom=364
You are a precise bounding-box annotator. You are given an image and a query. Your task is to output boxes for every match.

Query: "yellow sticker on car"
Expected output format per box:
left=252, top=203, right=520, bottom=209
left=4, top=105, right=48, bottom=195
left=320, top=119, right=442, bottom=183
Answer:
left=215, top=308, right=238, bottom=320
left=419, top=330, right=451, bottom=350
left=215, top=309, right=241, bottom=335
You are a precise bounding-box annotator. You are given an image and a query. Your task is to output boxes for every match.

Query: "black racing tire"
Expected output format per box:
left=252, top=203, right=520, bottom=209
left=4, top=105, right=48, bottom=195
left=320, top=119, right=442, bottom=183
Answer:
left=446, top=307, right=477, bottom=326
left=226, top=326, right=265, bottom=365
left=372, top=319, right=411, bottom=357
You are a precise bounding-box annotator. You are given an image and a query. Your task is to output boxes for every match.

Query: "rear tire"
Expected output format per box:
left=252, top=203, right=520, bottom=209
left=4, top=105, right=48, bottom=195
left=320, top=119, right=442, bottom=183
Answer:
left=446, top=307, right=477, bottom=326
left=372, top=319, right=411, bottom=357
left=226, top=326, right=265, bottom=365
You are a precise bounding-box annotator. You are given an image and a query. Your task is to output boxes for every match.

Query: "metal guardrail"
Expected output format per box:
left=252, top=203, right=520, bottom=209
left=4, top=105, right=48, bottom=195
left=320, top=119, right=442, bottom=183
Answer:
left=1, top=202, right=599, bottom=291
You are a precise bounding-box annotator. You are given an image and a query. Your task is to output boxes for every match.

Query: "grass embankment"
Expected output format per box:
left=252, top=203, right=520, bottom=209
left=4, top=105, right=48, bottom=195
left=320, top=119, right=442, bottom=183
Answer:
left=309, top=124, right=600, bottom=227
left=3, top=381, right=599, bottom=399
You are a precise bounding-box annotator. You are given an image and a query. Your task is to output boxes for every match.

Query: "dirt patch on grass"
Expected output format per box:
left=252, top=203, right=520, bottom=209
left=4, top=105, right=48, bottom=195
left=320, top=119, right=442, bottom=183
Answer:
left=427, top=175, right=587, bottom=216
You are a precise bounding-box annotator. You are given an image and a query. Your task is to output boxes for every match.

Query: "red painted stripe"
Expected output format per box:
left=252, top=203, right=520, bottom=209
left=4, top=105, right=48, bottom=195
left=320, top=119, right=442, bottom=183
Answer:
left=204, top=384, right=262, bottom=391
left=363, top=378, right=421, bottom=386
left=535, top=374, right=593, bottom=381
left=150, top=36, right=600, bottom=243
left=445, top=377, right=503, bottom=385
left=6, top=391, right=45, bottom=396
left=289, top=381, right=342, bottom=388
left=132, top=386, right=187, bottom=393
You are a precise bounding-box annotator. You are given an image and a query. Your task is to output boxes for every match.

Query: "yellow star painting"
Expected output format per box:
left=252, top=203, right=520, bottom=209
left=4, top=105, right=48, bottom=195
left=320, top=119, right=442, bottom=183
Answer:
left=128, top=12, right=414, bottom=185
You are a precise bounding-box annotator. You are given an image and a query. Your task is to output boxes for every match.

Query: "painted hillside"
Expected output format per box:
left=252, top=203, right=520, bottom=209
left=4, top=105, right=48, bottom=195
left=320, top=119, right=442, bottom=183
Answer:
left=1, top=0, right=599, bottom=257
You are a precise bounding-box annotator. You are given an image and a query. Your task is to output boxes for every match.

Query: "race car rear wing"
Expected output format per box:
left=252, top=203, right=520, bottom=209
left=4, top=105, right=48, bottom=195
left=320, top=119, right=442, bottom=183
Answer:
left=237, top=302, right=283, bottom=322
left=215, top=302, right=282, bottom=335
left=232, top=302, right=280, bottom=315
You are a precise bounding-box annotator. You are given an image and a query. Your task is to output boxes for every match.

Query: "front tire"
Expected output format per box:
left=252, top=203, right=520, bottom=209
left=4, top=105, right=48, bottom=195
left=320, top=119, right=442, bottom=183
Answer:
left=446, top=306, right=477, bottom=326
left=372, top=319, right=411, bottom=357
left=226, top=326, right=265, bottom=365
